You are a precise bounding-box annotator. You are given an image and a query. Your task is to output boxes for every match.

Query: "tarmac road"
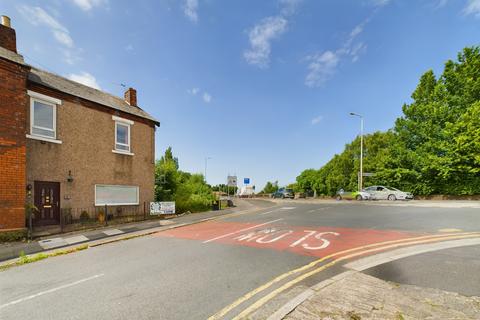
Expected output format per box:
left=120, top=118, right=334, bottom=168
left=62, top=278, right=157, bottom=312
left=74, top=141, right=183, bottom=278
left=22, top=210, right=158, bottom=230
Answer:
left=1, top=199, right=479, bottom=319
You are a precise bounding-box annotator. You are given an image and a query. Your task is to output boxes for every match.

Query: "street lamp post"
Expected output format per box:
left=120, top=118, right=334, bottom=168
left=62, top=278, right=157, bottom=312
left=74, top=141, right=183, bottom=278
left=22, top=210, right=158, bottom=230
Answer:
left=349, top=113, right=364, bottom=191
left=204, top=157, right=212, bottom=183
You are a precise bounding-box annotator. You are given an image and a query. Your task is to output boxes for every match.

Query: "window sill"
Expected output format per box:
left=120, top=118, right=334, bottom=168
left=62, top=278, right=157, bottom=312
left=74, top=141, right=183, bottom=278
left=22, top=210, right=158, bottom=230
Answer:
left=26, top=134, right=62, bottom=144
left=95, top=203, right=139, bottom=206
left=112, top=150, right=134, bottom=156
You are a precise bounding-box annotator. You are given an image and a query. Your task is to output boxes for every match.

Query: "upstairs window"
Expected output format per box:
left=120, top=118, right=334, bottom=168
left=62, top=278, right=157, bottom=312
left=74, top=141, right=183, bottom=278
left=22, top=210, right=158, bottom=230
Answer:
left=115, top=122, right=130, bottom=151
left=112, top=115, right=134, bottom=154
left=28, top=91, right=61, bottom=140
left=32, top=100, right=55, bottom=138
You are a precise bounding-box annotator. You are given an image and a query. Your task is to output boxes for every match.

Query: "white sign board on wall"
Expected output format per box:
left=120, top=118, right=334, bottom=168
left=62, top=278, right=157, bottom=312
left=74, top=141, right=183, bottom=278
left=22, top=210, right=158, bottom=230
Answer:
left=95, top=185, right=139, bottom=206
left=150, top=202, right=176, bottom=215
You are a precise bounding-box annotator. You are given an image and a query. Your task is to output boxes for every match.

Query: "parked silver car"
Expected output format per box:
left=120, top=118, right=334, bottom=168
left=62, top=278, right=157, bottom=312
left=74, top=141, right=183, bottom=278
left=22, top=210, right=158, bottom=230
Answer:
left=363, top=186, right=413, bottom=201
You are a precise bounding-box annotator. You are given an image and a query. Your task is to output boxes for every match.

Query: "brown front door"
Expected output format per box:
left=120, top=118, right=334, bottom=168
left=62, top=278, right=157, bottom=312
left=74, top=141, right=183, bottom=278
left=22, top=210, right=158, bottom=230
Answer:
left=34, top=181, right=60, bottom=226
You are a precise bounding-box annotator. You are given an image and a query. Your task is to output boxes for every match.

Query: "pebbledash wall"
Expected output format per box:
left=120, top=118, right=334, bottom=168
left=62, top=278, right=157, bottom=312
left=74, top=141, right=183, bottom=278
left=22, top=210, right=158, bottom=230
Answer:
left=25, top=84, right=156, bottom=214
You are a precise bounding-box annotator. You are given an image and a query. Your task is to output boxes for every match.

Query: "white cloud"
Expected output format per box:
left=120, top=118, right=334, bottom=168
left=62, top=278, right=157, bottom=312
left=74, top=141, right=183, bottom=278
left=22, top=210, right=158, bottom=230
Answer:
left=125, top=44, right=134, bottom=52
left=436, top=0, right=449, bottom=8
left=243, top=0, right=302, bottom=68
left=305, top=51, right=340, bottom=87
left=188, top=87, right=200, bottom=95
left=370, top=0, right=390, bottom=7
left=311, top=115, right=323, bottom=125
left=349, top=23, right=365, bottom=40
left=53, top=30, right=74, bottom=48
left=349, top=42, right=368, bottom=62
left=304, top=18, right=369, bottom=87
left=463, top=0, right=480, bottom=17
left=18, top=5, right=68, bottom=32
left=68, top=72, right=101, bottom=89
left=17, top=5, right=77, bottom=63
left=183, top=0, right=199, bottom=23
left=203, top=92, right=212, bottom=103
left=71, top=0, right=108, bottom=11
left=244, top=16, right=288, bottom=68
left=62, top=49, right=82, bottom=65
left=279, top=0, right=302, bottom=16
left=188, top=88, right=211, bottom=103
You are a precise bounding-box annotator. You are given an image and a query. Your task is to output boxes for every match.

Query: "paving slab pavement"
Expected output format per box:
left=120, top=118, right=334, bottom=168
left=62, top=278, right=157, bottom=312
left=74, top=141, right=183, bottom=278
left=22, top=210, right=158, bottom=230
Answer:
left=283, top=271, right=480, bottom=320
left=0, top=199, right=273, bottom=263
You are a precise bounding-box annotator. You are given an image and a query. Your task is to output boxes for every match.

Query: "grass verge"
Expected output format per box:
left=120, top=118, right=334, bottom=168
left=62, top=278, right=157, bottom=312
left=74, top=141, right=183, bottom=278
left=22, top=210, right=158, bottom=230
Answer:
left=0, top=244, right=89, bottom=272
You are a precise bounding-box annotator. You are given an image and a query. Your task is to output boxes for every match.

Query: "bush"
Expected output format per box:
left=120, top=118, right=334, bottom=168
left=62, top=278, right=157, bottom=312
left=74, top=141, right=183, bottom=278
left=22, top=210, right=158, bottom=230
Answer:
left=79, top=211, right=90, bottom=223
left=0, top=229, right=27, bottom=242
left=155, top=147, right=215, bottom=214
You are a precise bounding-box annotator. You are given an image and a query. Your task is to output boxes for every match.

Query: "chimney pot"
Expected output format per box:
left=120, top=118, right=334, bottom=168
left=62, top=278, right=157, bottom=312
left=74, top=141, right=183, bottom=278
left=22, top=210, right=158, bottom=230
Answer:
left=124, top=87, right=137, bottom=107
left=1, top=16, right=11, bottom=28
left=0, top=15, right=16, bottom=52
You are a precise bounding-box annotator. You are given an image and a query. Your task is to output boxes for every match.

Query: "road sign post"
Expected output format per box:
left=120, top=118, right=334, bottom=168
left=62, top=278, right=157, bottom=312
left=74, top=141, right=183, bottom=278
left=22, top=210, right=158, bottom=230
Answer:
left=227, top=176, right=237, bottom=199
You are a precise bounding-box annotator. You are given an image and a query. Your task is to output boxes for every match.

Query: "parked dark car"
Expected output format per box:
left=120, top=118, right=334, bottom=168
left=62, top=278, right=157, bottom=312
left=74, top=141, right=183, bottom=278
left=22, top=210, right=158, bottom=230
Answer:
left=272, top=188, right=295, bottom=199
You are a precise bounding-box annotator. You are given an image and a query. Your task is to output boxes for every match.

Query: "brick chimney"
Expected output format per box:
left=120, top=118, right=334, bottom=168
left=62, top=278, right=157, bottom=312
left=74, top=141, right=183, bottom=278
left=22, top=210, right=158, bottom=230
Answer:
left=0, top=15, right=30, bottom=230
left=0, top=15, right=17, bottom=52
left=124, top=87, right=137, bottom=107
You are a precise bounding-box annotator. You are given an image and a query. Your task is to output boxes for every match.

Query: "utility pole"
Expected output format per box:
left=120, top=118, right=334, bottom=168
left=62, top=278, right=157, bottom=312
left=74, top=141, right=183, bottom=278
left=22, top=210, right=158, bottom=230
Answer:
left=204, top=157, right=211, bottom=183
left=350, top=113, right=364, bottom=191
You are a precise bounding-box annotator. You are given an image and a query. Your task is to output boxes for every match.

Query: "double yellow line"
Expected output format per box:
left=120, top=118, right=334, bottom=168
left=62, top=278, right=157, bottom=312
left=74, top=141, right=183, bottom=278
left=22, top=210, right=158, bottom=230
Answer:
left=208, top=231, right=480, bottom=320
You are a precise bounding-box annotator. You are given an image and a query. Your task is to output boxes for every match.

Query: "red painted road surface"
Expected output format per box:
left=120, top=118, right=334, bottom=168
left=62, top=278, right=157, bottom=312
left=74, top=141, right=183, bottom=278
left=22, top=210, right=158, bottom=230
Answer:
left=156, top=221, right=425, bottom=258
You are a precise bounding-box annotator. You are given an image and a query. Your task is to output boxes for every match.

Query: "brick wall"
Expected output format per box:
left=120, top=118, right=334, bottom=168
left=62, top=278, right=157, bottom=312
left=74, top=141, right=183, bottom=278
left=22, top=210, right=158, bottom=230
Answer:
left=0, top=58, right=29, bottom=230
left=0, top=24, right=16, bottom=53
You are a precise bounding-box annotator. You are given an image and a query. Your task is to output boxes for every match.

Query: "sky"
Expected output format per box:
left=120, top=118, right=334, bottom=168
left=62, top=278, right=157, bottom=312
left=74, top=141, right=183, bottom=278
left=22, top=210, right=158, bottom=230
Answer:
left=1, top=0, right=479, bottom=190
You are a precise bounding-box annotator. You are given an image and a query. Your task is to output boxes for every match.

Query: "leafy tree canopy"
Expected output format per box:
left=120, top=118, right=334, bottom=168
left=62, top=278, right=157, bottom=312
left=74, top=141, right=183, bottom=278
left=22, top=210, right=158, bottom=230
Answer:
left=262, top=181, right=279, bottom=194
left=155, top=147, right=214, bottom=212
left=295, top=47, right=480, bottom=196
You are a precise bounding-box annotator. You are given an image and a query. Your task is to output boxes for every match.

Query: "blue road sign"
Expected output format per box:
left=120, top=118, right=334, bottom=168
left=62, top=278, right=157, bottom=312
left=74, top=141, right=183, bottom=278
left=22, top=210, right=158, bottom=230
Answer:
left=244, top=178, right=250, bottom=185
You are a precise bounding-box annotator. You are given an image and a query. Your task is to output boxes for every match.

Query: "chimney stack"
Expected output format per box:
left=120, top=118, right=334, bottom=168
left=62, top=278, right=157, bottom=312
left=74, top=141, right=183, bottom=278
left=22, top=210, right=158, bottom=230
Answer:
left=0, top=15, right=17, bottom=53
left=124, top=87, right=137, bottom=107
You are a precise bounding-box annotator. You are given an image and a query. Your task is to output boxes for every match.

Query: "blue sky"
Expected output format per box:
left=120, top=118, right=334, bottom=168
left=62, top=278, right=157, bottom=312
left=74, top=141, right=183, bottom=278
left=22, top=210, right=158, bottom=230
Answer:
left=1, top=0, right=479, bottom=189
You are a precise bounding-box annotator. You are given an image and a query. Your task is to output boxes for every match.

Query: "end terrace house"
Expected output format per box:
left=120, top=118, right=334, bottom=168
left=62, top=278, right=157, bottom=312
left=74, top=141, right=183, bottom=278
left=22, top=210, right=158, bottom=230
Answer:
left=0, top=16, right=159, bottom=231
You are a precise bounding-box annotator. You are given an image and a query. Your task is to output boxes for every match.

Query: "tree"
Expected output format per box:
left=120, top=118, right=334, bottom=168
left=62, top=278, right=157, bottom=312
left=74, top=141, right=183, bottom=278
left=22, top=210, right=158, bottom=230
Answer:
left=391, top=47, right=480, bottom=194
left=159, top=146, right=179, bottom=170
left=262, top=181, right=278, bottom=194
left=155, top=147, right=179, bottom=201
left=293, top=46, right=480, bottom=196
left=155, top=147, right=214, bottom=211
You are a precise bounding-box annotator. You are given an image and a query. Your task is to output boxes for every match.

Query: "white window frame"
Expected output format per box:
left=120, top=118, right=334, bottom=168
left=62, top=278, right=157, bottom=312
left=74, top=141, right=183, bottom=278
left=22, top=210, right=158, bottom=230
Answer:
left=94, top=184, right=139, bottom=206
left=112, top=115, right=134, bottom=155
left=27, top=91, right=62, bottom=143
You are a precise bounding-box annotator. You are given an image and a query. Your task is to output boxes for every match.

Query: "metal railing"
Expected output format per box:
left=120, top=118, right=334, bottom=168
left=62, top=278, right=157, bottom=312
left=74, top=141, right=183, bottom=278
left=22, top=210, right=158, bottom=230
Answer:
left=55, top=202, right=152, bottom=233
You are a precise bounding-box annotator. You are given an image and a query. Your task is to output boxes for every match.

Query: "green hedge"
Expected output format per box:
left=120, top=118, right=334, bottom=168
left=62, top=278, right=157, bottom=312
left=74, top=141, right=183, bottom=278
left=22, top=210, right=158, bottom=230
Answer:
left=0, top=229, right=27, bottom=242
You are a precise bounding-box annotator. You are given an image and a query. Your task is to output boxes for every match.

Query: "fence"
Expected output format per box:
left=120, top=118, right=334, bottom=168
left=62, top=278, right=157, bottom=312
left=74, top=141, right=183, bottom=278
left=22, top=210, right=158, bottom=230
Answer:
left=32, top=202, right=156, bottom=234
left=29, top=199, right=235, bottom=236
